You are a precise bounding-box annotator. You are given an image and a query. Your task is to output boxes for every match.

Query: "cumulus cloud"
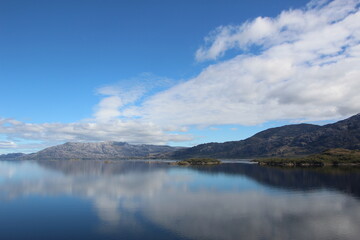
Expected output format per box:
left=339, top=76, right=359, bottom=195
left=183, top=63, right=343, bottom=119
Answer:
left=94, top=84, right=145, bottom=122
left=128, top=0, right=360, bottom=126
left=196, top=0, right=360, bottom=61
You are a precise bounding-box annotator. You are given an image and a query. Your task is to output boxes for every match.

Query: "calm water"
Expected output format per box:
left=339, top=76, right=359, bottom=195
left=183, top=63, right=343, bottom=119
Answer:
left=1, top=160, right=360, bottom=240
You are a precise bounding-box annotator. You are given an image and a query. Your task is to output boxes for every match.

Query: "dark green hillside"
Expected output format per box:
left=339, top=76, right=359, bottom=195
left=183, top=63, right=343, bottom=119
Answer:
left=171, top=114, right=360, bottom=159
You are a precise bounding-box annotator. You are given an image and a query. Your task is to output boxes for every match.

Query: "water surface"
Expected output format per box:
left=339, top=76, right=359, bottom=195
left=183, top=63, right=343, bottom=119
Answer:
left=1, top=160, right=360, bottom=240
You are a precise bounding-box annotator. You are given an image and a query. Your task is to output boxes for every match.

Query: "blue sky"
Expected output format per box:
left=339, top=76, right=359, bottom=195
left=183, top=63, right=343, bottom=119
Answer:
left=1, top=0, right=360, bottom=153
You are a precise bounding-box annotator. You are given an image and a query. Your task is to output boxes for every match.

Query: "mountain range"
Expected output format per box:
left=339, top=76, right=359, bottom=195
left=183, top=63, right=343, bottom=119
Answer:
left=26, top=141, right=183, bottom=160
left=1, top=113, right=360, bottom=160
left=0, top=142, right=182, bottom=160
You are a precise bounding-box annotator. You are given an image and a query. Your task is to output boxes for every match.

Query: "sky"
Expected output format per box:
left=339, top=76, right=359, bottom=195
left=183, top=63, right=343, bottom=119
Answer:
left=1, top=0, right=360, bottom=153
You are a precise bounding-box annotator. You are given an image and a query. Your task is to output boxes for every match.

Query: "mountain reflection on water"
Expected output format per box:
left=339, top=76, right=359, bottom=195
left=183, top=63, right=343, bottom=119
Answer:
left=0, top=160, right=360, bottom=240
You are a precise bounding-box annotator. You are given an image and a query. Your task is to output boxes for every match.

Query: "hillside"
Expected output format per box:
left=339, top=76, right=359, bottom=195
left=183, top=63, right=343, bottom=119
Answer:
left=171, top=114, right=360, bottom=159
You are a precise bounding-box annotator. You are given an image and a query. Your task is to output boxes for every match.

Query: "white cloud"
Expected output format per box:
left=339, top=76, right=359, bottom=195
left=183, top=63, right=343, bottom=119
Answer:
left=196, top=0, right=360, bottom=62
left=94, top=83, right=145, bottom=122
left=127, top=0, right=360, bottom=126
left=93, top=73, right=176, bottom=122
left=0, top=141, right=17, bottom=149
left=94, top=96, right=123, bottom=121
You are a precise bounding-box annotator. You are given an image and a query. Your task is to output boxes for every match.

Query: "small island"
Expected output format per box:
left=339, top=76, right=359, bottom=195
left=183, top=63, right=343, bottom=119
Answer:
left=171, top=158, right=222, bottom=166
left=253, top=148, right=360, bottom=167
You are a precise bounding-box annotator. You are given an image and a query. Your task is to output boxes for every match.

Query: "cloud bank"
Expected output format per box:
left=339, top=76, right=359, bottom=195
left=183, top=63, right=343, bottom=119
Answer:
left=0, top=118, right=190, bottom=148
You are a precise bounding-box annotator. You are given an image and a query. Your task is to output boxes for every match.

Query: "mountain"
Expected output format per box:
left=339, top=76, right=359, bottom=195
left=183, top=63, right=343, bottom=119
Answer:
left=24, top=142, right=183, bottom=160
left=171, top=114, right=360, bottom=159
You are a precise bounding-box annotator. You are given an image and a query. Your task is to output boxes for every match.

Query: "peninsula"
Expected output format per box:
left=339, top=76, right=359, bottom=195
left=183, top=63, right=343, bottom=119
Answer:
left=253, top=148, right=360, bottom=167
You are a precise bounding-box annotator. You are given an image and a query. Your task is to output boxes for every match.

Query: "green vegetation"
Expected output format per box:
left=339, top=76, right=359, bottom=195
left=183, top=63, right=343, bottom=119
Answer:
left=172, top=158, right=222, bottom=166
left=254, top=148, right=360, bottom=167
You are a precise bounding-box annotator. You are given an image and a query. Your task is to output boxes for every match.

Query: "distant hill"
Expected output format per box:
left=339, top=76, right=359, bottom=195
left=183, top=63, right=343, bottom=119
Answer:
left=0, top=153, right=26, bottom=159
left=24, top=142, right=183, bottom=160
left=171, top=113, right=360, bottom=159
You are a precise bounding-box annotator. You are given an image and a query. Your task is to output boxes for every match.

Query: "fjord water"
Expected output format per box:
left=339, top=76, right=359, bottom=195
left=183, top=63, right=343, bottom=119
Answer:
left=1, top=160, right=360, bottom=240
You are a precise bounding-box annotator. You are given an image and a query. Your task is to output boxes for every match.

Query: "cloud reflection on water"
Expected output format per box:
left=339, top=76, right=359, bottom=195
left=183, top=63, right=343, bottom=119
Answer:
left=0, top=160, right=359, bottom=240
